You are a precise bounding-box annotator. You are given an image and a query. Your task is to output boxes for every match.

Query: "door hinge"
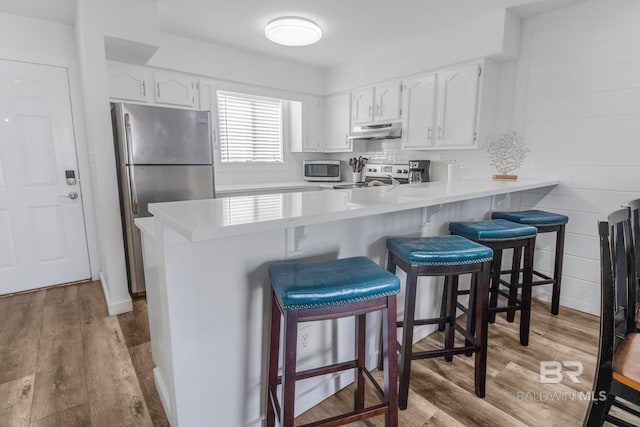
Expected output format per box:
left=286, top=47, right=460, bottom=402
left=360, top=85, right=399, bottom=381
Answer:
left=473, top=132, right=477, bottom=141
left=399, top=108, right=403, bottom=116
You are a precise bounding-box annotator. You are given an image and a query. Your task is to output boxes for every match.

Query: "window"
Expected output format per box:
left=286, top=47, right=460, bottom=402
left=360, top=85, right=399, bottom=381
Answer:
left=217, top=91, right=283, bottom=163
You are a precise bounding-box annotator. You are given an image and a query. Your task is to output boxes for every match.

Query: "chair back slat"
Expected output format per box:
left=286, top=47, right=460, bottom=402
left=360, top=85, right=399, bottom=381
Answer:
left=607, top=208, right=637, bottom=346
left=628, top=198, right=640, bottom=286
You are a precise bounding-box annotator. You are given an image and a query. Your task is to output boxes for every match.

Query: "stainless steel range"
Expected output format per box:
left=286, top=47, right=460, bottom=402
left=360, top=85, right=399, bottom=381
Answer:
left=333, top=163, right=411, bottom=189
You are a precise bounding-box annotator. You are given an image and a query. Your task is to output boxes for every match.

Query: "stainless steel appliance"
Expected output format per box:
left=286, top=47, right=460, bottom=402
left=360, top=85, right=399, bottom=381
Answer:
left=333, top=163, right=410, bottom=189
left=348, top=122, right=402, bottom=140
left=303, top=160, right=342, bottom=182
left=112, top=103, right=215, bottom=294
left=408, top=160, right=431, bottom=184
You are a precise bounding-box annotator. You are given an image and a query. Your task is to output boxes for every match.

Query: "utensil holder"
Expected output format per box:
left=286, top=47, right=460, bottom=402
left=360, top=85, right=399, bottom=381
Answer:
left=352, top=172, right=362, bottom=183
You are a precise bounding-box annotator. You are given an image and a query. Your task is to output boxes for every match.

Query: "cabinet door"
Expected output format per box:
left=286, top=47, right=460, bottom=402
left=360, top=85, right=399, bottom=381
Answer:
left=351, top=88, right=374, bottom=125
left=324, top=93, right=352, bottom=152
left=435, top=64, right=480, bottom=148
left=375, top=81, right=402, bottom=122
left=153, top=71, right=197, bottom=108
left=303, top=97, right=322, bottom=151
left=402, top=74, right=436, bottom=149
left=107, top=63, right=151, bottom=102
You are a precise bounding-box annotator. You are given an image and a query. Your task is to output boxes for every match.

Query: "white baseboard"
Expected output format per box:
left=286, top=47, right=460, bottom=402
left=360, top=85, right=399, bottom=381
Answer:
left=532, top=288, right=599, bottom=316
left=99, top=272, right=132, bottom=316
left=153, top=368, right=172, bottom=423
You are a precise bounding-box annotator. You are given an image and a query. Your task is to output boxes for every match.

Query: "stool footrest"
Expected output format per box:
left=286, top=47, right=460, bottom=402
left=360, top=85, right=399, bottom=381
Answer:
left=500, top=268, right=555, bottom=283
left=397, top=318, right=445, bottom=328
left=277, top=360, right=358, bottom=384
left=411, top=346, right=477, bottom=360
left=298, top=403, right=389, bottom=427
left=491, top=304, right=522, bottom=313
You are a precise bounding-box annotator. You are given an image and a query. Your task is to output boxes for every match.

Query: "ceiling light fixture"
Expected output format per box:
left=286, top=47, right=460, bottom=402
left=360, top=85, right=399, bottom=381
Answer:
left=265, top=17, right=322, bottom=47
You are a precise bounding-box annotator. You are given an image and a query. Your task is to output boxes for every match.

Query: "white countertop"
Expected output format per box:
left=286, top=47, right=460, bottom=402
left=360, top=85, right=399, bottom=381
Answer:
left=215, top=180, right=335, bottom=194
left=145, top=178, right=559, bottom=242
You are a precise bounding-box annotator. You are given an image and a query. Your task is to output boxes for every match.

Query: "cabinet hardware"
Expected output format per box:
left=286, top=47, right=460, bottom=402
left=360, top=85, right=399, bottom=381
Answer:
left=427, top=127, right=432, bottom=139
left=438, top=126, right=444, bottom=139
left=473, top=132, right=477, bottom=141
left=377, top=104, right=381, bottom=116
left=478, top=66, right=482, bottom=76
left=156, top=82, right=161, bottom=98
left=368, top=105, right=373, bottom=117
left=142, top=81, right=146, bottom=97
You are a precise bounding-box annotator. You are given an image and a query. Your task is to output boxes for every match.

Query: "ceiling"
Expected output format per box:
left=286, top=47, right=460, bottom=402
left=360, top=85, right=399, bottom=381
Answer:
left=0, top=0, right=583, bottom=68
left=155, top=0, right=583, bottom=68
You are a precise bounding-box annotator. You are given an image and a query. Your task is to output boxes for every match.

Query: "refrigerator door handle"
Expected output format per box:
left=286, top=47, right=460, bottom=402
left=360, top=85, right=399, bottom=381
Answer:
left=124, top=113, right=139, bottom=215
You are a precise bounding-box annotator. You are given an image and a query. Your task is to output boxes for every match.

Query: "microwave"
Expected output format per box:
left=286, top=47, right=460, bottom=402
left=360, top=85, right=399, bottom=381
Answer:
left=303, top=160, right=342, bottom=182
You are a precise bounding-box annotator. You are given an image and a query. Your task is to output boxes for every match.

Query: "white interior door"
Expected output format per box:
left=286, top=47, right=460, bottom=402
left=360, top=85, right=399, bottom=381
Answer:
left=0, top=60, right=90, bottom=295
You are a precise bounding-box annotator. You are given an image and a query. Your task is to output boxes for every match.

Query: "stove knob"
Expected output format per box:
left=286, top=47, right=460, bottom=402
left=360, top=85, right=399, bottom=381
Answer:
left=403, top=170, right=409, bottom=174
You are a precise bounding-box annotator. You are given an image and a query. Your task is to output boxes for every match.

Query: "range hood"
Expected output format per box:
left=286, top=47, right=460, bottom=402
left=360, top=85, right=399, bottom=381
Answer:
left=348, top=122, right=402, bottom=140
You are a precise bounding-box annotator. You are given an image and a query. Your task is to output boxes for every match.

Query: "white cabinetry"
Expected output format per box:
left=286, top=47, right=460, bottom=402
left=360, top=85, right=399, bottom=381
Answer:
left=107, top=62, right=198, bottom=109
left=435, top=64, right=480, bottom=148
left=351, top=88, right=374, bottom=125
left=351, top=81, right=403, bottom=125
left=107, top=63, right=151, bottom=103
left=303, top=97, right=323, bottom=152
left=374, top=81, right=402, bottom=122
left=323, top=93, right=352, bottom=152
left=402, top=63, right=482, bottom=150
left=153, top=71, right=198, bottom=108
left=402, top=74, right=437, bottom=149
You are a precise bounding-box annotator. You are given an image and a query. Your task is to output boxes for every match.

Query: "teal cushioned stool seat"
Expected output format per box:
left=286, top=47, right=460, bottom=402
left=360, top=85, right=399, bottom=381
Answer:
left=491, top=210, right=569, bottom=226
left=269, top=256, right=400, bottom=310
left=386, top=235, right=493, bottom=266
left=449, top=219, right=537, bottom=242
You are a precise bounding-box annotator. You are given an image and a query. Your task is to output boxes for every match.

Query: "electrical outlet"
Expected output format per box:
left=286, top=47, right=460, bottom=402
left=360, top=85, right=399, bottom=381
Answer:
left=298, top=325, right=313, bottom=356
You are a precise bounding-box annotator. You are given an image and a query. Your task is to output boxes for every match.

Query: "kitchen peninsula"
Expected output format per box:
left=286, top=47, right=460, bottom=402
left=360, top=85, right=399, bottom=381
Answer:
left=136, top=178, right=558, bottom=427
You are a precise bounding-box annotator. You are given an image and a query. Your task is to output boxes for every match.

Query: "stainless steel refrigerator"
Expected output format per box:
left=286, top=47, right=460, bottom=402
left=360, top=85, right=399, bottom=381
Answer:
left=112, top=103, right=215, bottom=294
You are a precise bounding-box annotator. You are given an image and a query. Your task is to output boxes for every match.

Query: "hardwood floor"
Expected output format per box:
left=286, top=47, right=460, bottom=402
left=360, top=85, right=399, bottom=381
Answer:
left=0, top=282, right=635, bottom=426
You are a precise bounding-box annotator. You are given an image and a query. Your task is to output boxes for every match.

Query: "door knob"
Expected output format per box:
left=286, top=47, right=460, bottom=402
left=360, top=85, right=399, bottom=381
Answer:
left=60, top=192, right=79, bottom=200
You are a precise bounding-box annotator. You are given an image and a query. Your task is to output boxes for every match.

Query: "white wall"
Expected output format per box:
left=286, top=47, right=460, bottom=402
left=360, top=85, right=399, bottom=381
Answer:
left=148, top=33, right=325, bottom=95
left=511, top=0, right=640, bottom=314
left=324, top=8, right=519, bottom=94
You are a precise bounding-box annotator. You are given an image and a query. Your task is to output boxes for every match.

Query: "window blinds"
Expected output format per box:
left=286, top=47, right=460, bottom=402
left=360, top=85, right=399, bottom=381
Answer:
left=217, top=91, right=283, bottom=163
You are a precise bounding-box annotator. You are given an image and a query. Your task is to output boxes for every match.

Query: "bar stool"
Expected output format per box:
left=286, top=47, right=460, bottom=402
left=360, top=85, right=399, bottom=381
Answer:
left=448, top=219, right=537, bottom=346
left=491, top=210, right=569, bottom=315
left=382, top=235, right=493, bottom=409
left=266, top=256, right=400, bottom=427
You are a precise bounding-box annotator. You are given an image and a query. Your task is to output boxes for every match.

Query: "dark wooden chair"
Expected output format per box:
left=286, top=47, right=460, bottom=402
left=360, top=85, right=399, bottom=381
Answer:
left=628, top=199, right=640, bottom=330
left=584, top=209, right=640, bottom=426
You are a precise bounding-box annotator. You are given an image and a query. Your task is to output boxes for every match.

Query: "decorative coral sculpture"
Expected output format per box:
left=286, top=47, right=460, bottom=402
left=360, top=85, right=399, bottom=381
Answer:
left=487, top=131, right=528, bottom=180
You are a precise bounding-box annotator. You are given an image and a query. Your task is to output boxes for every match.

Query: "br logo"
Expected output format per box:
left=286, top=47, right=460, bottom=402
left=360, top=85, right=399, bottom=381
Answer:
left=540, top=361, right=583, bottom=384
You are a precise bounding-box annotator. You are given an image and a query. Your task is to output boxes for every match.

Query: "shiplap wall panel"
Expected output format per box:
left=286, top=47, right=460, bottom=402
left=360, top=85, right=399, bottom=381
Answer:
left=516, top=0, right=640, bottom=314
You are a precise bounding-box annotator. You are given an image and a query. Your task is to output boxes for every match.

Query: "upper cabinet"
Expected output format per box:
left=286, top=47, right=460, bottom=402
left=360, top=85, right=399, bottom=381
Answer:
left=106, top=62, right=198, bottom=109
left=323, top=93, right=352, bottom=152
left=402, top=63, right=483, bottom=150
left=402, top=74, right=437, bottom=150
left=303, top=97, right=323, bottom=152
left=107, top=63, right=151, bottom=103
left=351, top=88, right=374, bottom=125
left=351, top=81, right=403, bottom=125
left=153, top=71, right=198, bottom=108
left=374, top=81, right=402, bottom=122
left=435, top=64, right=480, bottom=148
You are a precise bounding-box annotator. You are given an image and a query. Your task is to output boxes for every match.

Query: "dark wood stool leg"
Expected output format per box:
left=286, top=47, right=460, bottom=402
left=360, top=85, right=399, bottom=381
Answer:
left=474, top=261, right=491, bottom=397
left=507, top=247, right=523, bottom=323
left=383, top=295, right=399, bottom=427
left=281, top=310, right=299, bottom=427
left=488, top=250, right=503, bottom=323
left=520, top=238, right=535, bottom=346
left=438, top=276, right=449, bottom=332
left=379, top=251, right=398, bottom=371
left=354, top=313, right=366, bottom=410
left=465, top=272, right=478, bottom=356
left=551, top=224, right=566, bottom=316
left=398, top=266, right=418, bottom=410
left=266, top=293, right=281, bottom=427
left=444, top=275, right=459, bottom=362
